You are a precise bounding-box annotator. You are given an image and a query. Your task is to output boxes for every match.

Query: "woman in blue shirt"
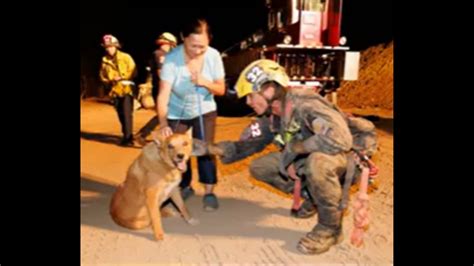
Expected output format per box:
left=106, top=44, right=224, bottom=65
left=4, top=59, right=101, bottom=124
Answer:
left=157, top=18, right=225, bottom=211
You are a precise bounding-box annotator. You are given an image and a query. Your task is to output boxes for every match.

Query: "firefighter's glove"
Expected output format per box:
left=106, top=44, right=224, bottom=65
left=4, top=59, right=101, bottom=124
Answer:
left=211, top=141, right=237, bottom=164
left=207, top=143, right=225, bottom=156
left=192, top=138, right=210, bottom=156
left=192, top=138, right=230, bottom=158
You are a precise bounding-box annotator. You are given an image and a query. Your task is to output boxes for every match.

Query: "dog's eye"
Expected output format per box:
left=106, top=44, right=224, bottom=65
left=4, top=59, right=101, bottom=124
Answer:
left=182, top=141, right=188, bottom=146
left=168, top=144, right=174, bottom=149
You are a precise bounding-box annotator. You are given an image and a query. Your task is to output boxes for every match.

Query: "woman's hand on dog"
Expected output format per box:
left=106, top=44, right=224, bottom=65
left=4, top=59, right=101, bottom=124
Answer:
left=159, top=126, right=173, bottom=138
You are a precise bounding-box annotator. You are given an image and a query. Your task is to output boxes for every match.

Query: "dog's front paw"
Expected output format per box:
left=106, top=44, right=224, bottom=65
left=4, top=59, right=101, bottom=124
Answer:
left=154, top=233, right=164, bottom=241
left=186, top=217, right=200, bottom=226
left=161, top=205, right=179, bottom=217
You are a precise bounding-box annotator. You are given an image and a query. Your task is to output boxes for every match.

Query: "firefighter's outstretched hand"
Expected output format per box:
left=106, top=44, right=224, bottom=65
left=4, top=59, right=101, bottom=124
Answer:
left=192, top=138, right=210, bottom=156
left=191, top=139, right=226, bottom=157
left=211, top=141, right=238, bottom=164
left=207, top=143, right=225, bottom=156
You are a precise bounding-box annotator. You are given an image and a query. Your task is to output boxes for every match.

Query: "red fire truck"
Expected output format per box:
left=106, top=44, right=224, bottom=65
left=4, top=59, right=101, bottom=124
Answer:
left=222, top=0, right=359, bottom=103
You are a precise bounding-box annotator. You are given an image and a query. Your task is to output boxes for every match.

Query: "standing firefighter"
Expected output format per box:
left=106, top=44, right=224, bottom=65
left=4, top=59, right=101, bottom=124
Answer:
left=152, top=32, right=178, bottom=100
left=211, top=59, right=377, bottom=254
left=135, top=32, right=178, bottom=145
left=99, top=34, right=137, bottom=146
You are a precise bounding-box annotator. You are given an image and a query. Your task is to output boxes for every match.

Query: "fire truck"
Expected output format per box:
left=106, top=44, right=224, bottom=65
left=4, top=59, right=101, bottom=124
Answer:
left=222, top=0, right=360, bottom=104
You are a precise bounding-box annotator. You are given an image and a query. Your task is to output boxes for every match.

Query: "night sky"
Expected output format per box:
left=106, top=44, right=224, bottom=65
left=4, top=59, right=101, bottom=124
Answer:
left=80, top=1, right=392, bottom=115
left=81, top=2, right=391, bottom=78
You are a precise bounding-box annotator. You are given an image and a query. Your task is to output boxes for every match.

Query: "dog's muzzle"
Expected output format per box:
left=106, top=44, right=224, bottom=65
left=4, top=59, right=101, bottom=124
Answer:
left=173, top=156, right=187, bottom=172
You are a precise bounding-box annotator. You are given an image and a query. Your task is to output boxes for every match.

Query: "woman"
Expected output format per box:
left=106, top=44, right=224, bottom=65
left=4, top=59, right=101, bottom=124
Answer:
left=158, top=18, right=225, bottom=211
left=99, top=34, right=137, bottom=146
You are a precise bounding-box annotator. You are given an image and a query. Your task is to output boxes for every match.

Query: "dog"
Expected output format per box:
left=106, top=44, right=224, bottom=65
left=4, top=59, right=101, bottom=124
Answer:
left=110, top=128, right=198, bottom=240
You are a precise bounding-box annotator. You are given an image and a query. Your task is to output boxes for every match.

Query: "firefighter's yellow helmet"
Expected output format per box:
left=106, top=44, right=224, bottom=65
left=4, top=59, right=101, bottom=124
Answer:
left=234, top=59, right=289, bottom=98
left=156, top=32, right=177, bottom=46
left=101, top=34, right=121, bottom=48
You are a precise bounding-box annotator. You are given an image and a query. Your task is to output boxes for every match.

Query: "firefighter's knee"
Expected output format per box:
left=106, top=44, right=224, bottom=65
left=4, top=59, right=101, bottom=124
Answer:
left=249, top=153, right=280, bottom=181
left=306, top=153, right=331, bottom=182
left=249, top=158, right=267, bottom=181
left=306, top=153, right=346, bottom=181
left=305, top=152, right=345, bottom=206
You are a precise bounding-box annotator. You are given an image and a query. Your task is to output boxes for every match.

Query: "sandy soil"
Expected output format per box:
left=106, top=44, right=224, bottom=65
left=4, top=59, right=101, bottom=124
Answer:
left=81, top=100, right=393, bottom=265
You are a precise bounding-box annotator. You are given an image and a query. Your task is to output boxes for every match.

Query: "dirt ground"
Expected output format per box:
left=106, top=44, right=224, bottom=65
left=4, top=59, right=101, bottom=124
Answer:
left=80, top=100, right=393, bottom=265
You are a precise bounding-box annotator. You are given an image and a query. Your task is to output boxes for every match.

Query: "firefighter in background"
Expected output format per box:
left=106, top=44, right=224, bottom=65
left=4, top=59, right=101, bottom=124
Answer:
left=210, top=59, right=377, bottom=254
left=135, top=32, right=178, bottom=146
left=99, top=34, right=137, bottom=146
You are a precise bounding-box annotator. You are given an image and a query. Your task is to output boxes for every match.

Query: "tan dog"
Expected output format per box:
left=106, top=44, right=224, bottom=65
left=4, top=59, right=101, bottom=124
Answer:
left=110, top=128, right=198, bottom=240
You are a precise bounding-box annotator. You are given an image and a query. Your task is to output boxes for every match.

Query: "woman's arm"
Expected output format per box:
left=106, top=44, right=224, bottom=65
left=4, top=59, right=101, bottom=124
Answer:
left=157, top=80, right=173, bottom=137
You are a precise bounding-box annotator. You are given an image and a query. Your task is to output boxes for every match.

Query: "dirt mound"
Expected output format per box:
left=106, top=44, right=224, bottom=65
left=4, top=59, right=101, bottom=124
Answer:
left=338, top=41, right=393, bottom=118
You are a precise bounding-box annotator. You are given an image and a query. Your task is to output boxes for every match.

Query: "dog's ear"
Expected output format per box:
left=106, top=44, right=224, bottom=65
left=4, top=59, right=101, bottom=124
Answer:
left=151, top=130, right=166, bottom=147
left=185, top=127, right=193, bottom=139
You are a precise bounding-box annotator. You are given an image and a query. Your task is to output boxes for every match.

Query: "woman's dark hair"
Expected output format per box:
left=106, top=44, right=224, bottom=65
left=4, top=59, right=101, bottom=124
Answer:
left=181, top=18, right=212, bottom=41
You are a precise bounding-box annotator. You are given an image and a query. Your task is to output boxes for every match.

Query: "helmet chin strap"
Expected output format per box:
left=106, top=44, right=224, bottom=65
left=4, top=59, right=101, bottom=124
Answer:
left=262, top=94, right=281, bottom=116
left=263, top=105, right=273, bottom=116
left=257, top=91, right=275, bottom=116
left=259, top=82, right=286, bottom=117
